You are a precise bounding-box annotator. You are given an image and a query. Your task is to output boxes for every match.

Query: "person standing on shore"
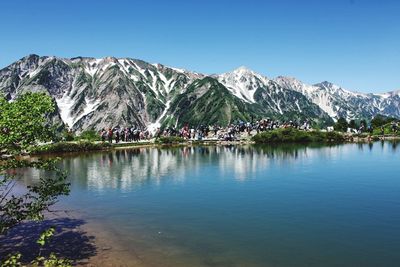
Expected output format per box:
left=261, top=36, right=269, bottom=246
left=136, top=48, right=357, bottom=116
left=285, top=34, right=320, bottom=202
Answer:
left=100, top=129, right=107, bottom=142
left=115, top=129, right=120, bottom=143
left=108, top=128, right=113, bottom=143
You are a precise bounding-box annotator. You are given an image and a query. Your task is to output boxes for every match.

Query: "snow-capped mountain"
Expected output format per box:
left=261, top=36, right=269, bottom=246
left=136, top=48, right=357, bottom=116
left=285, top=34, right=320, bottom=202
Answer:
left=275, top=76, right=400, bottom=120
left=217, top=66, right=269, bottom=103
left=0, top=55, right=202, bottom=132
left=216, top=67, right=332, bottom=124
left=0, top=54, right=399, bottom=132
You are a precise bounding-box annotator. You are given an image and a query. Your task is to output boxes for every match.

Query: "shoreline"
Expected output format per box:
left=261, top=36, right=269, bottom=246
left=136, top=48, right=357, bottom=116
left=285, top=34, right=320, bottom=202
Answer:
left=28, top=134, right=400, bottom=157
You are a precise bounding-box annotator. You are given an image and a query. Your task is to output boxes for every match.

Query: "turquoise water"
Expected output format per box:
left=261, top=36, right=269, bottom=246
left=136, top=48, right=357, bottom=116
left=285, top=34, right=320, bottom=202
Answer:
left=27, top=143, right=400, bottom=266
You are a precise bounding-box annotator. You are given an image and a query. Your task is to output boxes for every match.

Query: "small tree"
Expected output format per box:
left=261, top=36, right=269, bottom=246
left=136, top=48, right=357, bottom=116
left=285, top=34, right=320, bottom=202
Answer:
left=0, top=93, right=57, bottom=153
left=334, top=117, right=348, bottom=132
left=0, top=93, right=70, bottom=265
left=348, top=119, right=357, bottom=130
left=371, top=114, right=397, bottom=128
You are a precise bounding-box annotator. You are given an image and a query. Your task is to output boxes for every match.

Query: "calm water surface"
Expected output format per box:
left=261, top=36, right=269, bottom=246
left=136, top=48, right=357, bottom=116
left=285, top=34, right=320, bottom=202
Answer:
left=24, top=142, right=400, bottom=266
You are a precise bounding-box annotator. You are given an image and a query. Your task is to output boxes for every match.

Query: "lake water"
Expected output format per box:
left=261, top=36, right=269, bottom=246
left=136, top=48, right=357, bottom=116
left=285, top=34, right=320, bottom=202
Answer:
left=23, top=142, right=400, bottom=266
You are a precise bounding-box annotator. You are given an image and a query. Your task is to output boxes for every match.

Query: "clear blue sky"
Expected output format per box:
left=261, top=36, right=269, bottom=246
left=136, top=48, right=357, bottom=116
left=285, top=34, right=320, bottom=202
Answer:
left=1, top=0, right=399, bottom=93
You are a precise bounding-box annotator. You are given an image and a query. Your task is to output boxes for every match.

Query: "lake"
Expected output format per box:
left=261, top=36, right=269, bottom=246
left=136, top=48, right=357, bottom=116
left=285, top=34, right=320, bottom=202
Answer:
left=21, top=142, right=400, bottom=266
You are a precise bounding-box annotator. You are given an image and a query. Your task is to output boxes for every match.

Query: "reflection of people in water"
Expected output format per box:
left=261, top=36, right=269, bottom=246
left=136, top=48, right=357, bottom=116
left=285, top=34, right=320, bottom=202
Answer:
left=108, top=153, right=113, bottom=166
left=392, top=141, right=398, bottom=150
left=182, top=147, right=189, bottom=157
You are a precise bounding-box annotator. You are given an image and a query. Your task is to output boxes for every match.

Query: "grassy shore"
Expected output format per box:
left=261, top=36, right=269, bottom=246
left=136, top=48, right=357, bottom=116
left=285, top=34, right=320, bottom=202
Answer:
left=251, top=128, right=345, bottom=144
left=27, top=129, right=400, bottom=156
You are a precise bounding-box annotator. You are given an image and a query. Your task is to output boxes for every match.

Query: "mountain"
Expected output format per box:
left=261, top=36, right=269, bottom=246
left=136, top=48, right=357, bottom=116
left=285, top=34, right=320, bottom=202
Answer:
left=0, top=54, right=399, bottom=133
left=0, top=55, right=202, bottom=132
left=216, top=67, right=333, bottom=125
left=275, top=76, right=400, bottom=120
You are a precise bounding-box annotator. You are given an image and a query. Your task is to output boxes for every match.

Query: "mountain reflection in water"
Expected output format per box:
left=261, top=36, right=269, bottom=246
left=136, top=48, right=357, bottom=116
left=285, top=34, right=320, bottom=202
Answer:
left=14, top=141, right=400, bottom=267
left=20, top=142, right=398, bottom=192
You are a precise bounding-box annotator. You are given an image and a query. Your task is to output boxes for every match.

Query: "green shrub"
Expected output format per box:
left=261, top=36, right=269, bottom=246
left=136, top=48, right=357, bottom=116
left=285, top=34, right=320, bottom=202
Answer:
left=30, top=141, right=111, bottom=154
left=252, top=128, right=345, bottom=144
left=63, top=130, right=75, bottom=141
left=334, top=117, right=348, bottom=132
left=77, top=130, right=101, bottom=141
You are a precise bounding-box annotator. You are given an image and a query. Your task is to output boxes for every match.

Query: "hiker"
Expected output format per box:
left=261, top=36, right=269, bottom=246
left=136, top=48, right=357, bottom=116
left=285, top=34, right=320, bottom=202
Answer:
left=115, top=129, right=120, bottom=143
left=392, top=122, right=398, bottom=133
left=100, top=129, right=107, bottom=142
left=107, top=128, right=113, bottom=143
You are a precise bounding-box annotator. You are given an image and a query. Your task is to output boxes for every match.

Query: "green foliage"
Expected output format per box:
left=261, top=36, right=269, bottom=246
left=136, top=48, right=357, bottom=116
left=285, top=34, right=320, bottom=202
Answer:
left=371, top=124, right=400, bottom=136
left=252, top=128, right=345, bottom=144
left=1, top=253, right=21, bottom=267
left=145, top=93, right=165, bottom=121
left=77, top=130, right=101, bottom=142
left=0, top=92, right=55, bottom=154
left=0, top=159, right=70, bottom=234
left=62, top=130, right=75, bottom=142
left=37, top=227, right=55, bottom=246
left=334, top=117, right=348, bottom=132
left=0, top=92, right=71, bottom=264
left=1, top=227, right=72, bottom=267
left=29, top=141, right=111, bottom=155
left=31, top=252, right=72, bottom=267
left=168, top=77, right=255, bottom=128
left=349, top=119, right=357, bottom=129
left=156, top=136, right=185, bottom=144
left=371, top=115, right=398, bottom=128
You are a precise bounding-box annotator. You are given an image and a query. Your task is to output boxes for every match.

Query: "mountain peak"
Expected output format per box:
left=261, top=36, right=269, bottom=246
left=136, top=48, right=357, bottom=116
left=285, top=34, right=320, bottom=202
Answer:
left=276, top=76, right=301, bottom=83
left=20, top=54, right=40, bottom=62
left=232, top=66, right=254, bottom=75
left=318, top=81, right=334, bottom=86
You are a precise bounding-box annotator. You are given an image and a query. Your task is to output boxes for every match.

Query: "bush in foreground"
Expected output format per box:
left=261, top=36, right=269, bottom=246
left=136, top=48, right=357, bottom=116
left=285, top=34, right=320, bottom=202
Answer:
left=252, top=128, right=345, bottom=144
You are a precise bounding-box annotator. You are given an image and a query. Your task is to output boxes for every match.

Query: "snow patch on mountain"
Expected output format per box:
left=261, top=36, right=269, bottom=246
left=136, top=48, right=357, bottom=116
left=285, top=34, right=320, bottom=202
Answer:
left=275, top=77, right=347, bottom=118
left=84, top=58, right=103, bottom=76
left=217, top=66, right=269, bottom=103
left=147, top=100, right=171, bottom=134
left=56, top=93, right=101, bottom=128
left=55, top=94, right=75, bottom=128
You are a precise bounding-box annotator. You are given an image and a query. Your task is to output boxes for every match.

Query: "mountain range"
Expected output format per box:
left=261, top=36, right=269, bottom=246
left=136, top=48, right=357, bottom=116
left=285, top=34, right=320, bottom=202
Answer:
left=1, top=54, right=399, bottom=132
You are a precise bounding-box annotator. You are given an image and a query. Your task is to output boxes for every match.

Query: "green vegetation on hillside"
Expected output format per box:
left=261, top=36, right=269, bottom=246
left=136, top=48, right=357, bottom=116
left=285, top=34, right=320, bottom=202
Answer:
left=165, top=77, right=258, bottom=128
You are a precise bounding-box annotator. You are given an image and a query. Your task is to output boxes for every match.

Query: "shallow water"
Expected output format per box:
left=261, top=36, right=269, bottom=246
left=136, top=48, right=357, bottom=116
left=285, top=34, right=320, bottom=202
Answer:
left=22, top=142, right=400, bottom=266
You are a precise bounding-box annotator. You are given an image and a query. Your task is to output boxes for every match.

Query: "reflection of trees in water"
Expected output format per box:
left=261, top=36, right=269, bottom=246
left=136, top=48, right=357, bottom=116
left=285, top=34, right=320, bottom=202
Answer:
left=356, top=140, right=398, bottom=152
left=21, top=143, right=373, bottom=191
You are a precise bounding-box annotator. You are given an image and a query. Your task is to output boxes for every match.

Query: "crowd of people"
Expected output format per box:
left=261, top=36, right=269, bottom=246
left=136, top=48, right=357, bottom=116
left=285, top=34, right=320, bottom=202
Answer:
left=100, top=127, right=152, bottom=143
left=99, top=119, right=312, bottom=143
left=99, top=119, right=400, bottom=144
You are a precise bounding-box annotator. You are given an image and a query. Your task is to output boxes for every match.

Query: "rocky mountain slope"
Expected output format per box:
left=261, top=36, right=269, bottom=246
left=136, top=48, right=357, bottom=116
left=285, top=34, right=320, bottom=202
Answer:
left=275, top=76, right=400, bottom=120
left=0, top=54, right=399, bottom=132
